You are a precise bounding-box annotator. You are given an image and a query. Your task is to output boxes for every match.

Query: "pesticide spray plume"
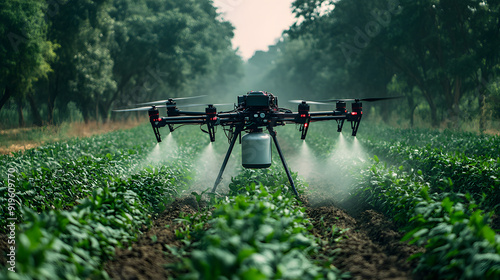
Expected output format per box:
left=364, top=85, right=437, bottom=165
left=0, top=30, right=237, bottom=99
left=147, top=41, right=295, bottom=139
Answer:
left=146, top=133, right=179, bottom=165
left=352, top=137, right=367, bottom=163
left=302, top=132, right=370, bottom=207
left=190, top=141, right=239, bottom=194
left=127, top=132, right=180, bottom=174
left=289, top=140, right=319, bottom=182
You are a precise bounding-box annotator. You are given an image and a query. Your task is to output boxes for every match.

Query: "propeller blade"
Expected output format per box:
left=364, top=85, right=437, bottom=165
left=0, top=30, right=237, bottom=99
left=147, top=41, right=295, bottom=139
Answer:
left=319, top=99, right=356, bottom=102
left=319, top=96, right=404, bottom=103
left=178, top=103, right=233, bottom=108
left=358, top=96, right=405, bottom=102
left=113, top=105, right=166, bottom=112
left=137, top=95, right=207, bottom=106
left=288, top=100, right=330, bottom=105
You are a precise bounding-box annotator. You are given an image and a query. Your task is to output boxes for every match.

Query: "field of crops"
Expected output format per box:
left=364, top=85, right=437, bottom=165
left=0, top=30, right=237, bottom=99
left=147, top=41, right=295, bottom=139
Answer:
left=1, top=122, right=499, bottom=279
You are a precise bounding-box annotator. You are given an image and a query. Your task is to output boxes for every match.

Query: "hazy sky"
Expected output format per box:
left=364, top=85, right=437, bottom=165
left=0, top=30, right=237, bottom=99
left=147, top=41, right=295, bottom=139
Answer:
left=213, top=0, right=296, bottom=60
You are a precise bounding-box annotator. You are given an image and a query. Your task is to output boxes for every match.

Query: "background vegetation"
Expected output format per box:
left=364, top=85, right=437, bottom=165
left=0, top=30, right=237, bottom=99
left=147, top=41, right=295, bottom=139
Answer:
left=1, top=0, right=242, bottom=128
left=1, top=0, right=499, bottom=132
left=246, top=0, right=500, bottom=132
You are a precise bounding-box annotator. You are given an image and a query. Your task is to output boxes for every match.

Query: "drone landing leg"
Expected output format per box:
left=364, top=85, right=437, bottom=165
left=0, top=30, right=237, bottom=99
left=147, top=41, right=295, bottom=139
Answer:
left=152, top=125, right=162, bottom=142
left=212, top=126, right=242, bottom=193
left=267, top=128, right=300, bottom=197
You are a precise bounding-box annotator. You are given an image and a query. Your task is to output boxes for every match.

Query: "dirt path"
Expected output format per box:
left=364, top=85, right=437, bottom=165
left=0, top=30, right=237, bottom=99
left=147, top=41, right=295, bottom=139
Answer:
left=306, top=204, right=422, bottom=279
left=105, top=195, right=422, bottom=279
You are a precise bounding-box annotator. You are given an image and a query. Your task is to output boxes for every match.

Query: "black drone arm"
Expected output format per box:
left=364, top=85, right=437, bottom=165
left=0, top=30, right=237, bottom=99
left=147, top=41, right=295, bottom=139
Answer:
left=172, top=111, right=207, bottom=116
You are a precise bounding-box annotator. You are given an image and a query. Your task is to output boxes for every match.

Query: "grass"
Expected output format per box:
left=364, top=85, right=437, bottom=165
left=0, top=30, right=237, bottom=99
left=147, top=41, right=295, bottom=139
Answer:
left=0, top=119, right=143, bottom=155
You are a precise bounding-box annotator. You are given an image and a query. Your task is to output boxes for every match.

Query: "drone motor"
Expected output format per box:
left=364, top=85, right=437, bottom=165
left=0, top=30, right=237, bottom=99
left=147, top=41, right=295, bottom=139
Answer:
left=148, top=107, right=162, bottom=142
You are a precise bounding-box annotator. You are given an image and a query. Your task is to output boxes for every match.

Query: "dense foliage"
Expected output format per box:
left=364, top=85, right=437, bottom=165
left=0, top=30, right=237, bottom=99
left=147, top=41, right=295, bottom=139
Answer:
left=360, top=125, right=500, bottom=211
left=354, top=125, right=500, bottom=279
left=358, top=158, right=500, bottom=279
left=175, top=171, right=345, bottom=280
left=1, top=119, right=499, bottom=278
left=0, top=0, right=242, bottom=127
left=245, top=0, right=500, bottom=130
left=0, top=125, right=196, bottom=278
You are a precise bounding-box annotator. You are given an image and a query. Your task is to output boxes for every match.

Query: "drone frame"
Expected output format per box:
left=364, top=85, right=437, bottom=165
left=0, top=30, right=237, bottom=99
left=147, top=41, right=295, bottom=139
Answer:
left=136, top=91, right=367, bottom=197
left=113, top=92, right=404, bottom=197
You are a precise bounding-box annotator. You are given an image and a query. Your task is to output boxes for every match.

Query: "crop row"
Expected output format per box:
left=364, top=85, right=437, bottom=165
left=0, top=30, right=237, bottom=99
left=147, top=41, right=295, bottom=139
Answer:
left=1, top=163, right=191, bottom=279
left=0, top=125, right=222, bottom=278
left=1, top=124, right=327, bottom=279
left=356, top=157, right=500, bottom=279
left=173, top=168, right=346, bottom=279
left=359, top=129, right=500, bottom=212
left=0, top=126, right=152, bottom=229
left=0, top=125, right=208, bottom=231
left=352, top=125, right=500, bottom=278
left=0, top=125, right=208, bottom=278
left=361, top=124, right=500, bottom=158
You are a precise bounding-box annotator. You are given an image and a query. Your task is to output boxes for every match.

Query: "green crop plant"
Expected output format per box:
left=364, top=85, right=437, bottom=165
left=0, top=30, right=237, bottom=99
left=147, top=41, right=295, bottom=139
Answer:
left=179, top=183, right=346, bottom=280
left=357, top=157, right=500, bottom=279
left=358, top=125, right=500, bottom=212
left=228, top=164, right=305, bottom=196
left=0, top=125, right=204, bottom=230
left=0, top=125, right=199, bottom=278
left=0, top=126, right=155, bottom=229
left=2, top=184, right=150, bottom=279
left=360, top=124, right=500, bottom=158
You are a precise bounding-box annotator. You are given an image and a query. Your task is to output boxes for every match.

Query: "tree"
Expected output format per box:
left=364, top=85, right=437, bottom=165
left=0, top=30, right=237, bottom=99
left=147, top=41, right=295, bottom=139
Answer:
left=0, top=0, right=56, bottom=126
left=68, top=19, right=116, bottom=123
left=287, top=0, right=500, bottom=128
left=44, top=0, right=111, bottom=124
left=1, top=0, right=241, bottom=126
left=109, top=0, right=241, bottom=109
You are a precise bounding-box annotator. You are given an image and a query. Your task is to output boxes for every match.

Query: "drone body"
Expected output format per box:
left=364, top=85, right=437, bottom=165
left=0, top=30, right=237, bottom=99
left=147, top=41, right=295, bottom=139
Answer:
left=115, top=91, right=399, bottom=196
left=147, top=90, right=363, bottom=141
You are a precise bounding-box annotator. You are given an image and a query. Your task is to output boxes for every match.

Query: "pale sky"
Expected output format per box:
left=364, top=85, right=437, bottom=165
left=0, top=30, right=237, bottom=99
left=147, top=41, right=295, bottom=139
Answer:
left=213, top=0, right=297, bottom=60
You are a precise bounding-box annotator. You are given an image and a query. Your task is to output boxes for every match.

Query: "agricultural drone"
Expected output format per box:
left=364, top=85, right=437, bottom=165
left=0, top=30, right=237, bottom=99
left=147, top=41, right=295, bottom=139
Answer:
left=114, top=91, right=400, bottom=196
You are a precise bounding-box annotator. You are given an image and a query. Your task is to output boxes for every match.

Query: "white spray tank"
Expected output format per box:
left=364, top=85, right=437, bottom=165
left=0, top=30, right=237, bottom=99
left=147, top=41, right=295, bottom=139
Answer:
left=241, top=130, right=272, bottom=168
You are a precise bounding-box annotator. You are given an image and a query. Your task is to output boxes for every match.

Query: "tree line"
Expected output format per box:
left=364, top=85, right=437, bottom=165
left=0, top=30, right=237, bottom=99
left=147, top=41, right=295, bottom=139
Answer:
left=3, top=0, right=500, bottom=131
left=0, top=0, right=242, bottom=127
left=247, top=0, right=500, bottom=130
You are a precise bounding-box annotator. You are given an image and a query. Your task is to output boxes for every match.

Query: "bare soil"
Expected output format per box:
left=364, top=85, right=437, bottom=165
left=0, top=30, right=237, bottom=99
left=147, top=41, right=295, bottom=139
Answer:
left=0, top=193, right=424, bottom=279
left=104, top=195, right=423, bottom=279
left=105, top=197, right=199, bottom=280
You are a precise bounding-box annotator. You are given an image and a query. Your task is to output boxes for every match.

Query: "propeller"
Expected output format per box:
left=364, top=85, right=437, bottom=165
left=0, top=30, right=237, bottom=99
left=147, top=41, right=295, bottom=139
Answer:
left=178, top=103, right=233, bottom=108
left=113, top=105, right=166, bottom=112
left=136, top=95, right=207, bottom=106
left=288, top=100, right=330, bottom=105
left=112, top=103, right=232, bottom=112
left=318, top=96, right=404, bottom=103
